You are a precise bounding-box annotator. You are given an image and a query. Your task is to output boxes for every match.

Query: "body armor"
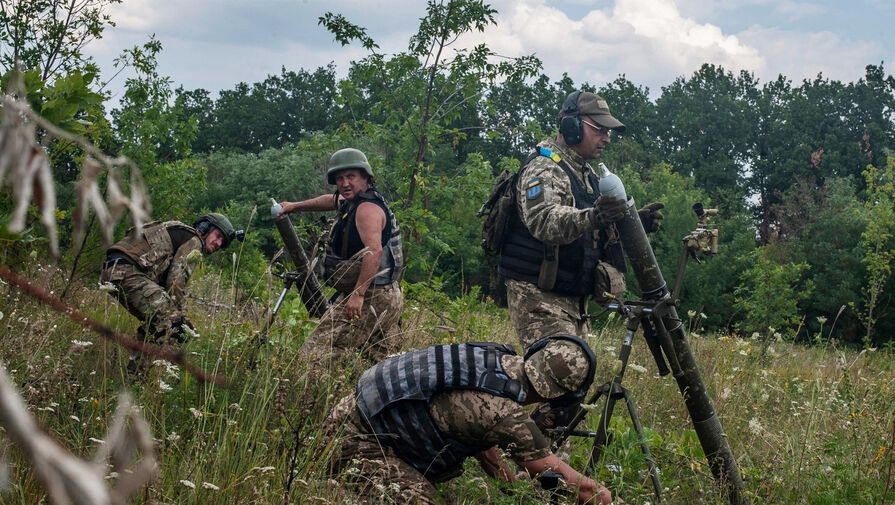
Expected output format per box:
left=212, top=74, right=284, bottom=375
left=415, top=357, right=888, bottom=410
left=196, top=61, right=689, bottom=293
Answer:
left=499, top=151, right=618, bottom=296
left=356, top=342, right=525, bottom=480
left=324, top=188, right=404, bottom=290
left=107, top=220, right=200, bottom=282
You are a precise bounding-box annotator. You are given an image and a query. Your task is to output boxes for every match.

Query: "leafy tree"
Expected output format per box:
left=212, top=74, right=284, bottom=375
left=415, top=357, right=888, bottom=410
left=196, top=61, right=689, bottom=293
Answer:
left=770, top=177, right=866, bottom=343
left=733, top=247, right=814, bottom=341
left=854, top=157, right=895, bottom=346
left=110, top=37, right=201, bottom=217
left=0, top=0, right=121, bottom=80
left=654, top=64, right=758, bottom=213
left=180, top=65, right=339, bottom=153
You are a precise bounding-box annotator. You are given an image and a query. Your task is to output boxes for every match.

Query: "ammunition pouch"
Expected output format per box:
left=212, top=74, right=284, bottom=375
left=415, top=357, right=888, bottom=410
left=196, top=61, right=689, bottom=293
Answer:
left=593, top=260, right=626, bottom=303
left=322, top=252, right=366, bottom=294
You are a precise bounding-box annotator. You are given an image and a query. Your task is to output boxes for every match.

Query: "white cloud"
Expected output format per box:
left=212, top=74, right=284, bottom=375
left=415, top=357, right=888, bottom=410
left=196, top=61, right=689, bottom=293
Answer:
left=475, top=0, right=762, bottom=93
left=737, top=26, right=883, bottom=84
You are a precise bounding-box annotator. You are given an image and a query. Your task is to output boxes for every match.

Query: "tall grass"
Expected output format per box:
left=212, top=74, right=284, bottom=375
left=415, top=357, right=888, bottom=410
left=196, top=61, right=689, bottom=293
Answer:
left=1, top=262, right=893, bottom=504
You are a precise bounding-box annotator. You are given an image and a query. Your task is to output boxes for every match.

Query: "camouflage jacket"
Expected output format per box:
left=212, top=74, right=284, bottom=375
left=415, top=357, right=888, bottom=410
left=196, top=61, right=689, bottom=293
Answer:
left=107, top=220, right=203, bottom=305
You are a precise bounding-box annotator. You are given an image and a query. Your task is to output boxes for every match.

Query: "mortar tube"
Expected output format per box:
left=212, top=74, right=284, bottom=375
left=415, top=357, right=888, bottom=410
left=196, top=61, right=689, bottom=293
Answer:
left=614, top=197, right=749, bottom=505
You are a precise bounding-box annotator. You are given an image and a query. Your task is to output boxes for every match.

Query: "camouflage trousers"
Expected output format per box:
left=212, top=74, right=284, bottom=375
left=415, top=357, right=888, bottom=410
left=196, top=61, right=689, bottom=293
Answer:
left=100, top=260, right=185, bottom=340
left=322, top=394, right=439, bottom=505
left=302, top=281, right=404, bottom=367
left=505, top=278, right=588, bottom=351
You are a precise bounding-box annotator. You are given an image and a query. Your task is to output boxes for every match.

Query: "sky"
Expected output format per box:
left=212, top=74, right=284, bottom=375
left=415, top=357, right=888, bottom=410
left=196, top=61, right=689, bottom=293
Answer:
left=84, top=0, right=895, bottom=103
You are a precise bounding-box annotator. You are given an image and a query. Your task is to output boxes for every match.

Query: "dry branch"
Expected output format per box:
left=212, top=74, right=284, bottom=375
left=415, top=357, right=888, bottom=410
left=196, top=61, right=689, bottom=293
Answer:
left=0, top=362, right=157, bottom=505
left=0, top=264, right=229, bottom=386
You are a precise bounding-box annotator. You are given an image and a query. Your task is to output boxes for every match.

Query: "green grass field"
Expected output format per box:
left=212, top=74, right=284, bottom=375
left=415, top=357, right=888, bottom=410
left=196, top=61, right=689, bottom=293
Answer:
left=1, top=263, right=893, bottom=504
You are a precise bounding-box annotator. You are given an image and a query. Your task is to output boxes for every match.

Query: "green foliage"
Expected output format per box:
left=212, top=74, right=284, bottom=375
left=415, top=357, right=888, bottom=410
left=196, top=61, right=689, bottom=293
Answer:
left=771, top=177, right=866, bottom=343
left=854, top=156, right=895, bottom=346
left=0, top=0, right=121, bottom=80
left=734, top=247, right=814, bottom=341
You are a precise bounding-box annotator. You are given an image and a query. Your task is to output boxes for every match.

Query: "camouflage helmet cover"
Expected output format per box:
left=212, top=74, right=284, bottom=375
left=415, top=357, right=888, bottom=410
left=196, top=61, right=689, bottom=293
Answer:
left=194, top=212, right=236, bottom=248
left=326, top=148, right=374, bottom=185
left=523, top=340, right=592, bottom=399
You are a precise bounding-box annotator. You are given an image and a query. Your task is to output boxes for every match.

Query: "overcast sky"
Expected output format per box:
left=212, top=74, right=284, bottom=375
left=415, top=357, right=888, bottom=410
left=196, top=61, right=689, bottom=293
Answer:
left=85, top=0, right=895, bottom=103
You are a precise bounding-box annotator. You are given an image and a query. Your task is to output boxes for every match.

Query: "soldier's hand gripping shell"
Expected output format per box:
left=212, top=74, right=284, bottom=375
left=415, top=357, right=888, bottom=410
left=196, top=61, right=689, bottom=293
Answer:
left=589, top=195, right=627, bottom=229
left=637, top=202, right=665, bottom=233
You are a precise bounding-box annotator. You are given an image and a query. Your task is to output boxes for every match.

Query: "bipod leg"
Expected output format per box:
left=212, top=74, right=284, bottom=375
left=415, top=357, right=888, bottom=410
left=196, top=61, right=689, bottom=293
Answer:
left=247, top=276, right=294, bottom=369
left=623, top=387, right=663, bottom=502
left=589, top=379, right=624, bottom=469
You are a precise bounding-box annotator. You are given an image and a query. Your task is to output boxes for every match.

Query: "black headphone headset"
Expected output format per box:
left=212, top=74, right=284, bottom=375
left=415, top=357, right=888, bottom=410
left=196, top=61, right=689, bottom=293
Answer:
left=523, top=334, right=596, bottom=407
left=559, top=90, right=584, bottom=146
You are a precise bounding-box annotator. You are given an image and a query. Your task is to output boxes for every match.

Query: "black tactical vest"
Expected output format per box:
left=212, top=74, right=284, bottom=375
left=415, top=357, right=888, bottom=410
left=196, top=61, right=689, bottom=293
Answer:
left=498, top=149, right=604, bottom=296
left=356, top=343, right=526, bottom=480
left=328, top=188, right=404, bottom=285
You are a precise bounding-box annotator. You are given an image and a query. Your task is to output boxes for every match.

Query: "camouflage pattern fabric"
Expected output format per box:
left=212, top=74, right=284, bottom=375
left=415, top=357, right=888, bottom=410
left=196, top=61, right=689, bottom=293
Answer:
left=515, top=139, right=597, bottom=245
left=302, top=281, right=404, bottom=366
left=100, top=261, right=187, bottom=339
left=505, top=278, right=587, bottom=351
left=523, top=341, right=591, bottom=399
left=324, top=394, right=440, bottom=505
left=427, top=374, right=551, bottom=461
left=323, top=355, right=552, bottom=503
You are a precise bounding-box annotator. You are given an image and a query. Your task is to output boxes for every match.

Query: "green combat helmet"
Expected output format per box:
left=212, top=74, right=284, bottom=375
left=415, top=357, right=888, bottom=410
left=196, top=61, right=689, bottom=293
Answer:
left=194, top=213, right=245, bottom=248
left=326, top=148, right=374, bottom=184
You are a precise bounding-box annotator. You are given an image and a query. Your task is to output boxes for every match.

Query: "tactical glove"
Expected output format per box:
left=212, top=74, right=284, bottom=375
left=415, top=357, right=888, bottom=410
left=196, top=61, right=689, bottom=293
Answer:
left=589, top=195, right=627, bottom=229
left=638, top=202, right=665, bottom=233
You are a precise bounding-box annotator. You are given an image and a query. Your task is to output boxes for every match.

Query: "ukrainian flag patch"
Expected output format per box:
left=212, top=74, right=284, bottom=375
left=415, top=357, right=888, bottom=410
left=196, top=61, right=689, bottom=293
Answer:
left=526, top=178, right=543, bottom=200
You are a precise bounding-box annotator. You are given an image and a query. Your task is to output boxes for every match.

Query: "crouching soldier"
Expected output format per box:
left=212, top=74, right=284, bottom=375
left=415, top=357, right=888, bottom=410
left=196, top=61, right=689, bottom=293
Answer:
left=100, top=213, right=244, bottom=345
left=321, top=335, right=621, bottom=505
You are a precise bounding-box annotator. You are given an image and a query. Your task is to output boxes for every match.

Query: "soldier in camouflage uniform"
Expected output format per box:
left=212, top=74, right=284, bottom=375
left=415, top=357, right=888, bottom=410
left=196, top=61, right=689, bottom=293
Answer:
left=278, top=148, right=404, bottom=367
left=322, top=335, right=620, bottom=505
left=100, top=213, right=243, bottom=344
left=498, top=91, right=664, bottom=429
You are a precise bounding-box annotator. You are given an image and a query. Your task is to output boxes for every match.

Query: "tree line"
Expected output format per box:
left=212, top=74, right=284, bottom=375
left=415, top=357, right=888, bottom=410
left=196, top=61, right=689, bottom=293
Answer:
left=2, top=0, right=895, bottom=346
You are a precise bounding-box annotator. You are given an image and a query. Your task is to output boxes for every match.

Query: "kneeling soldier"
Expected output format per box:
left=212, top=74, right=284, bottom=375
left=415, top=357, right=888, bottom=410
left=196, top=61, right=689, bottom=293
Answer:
left=100, top=213, right=244, bottom=345
left=322, top=335, right=620, bottom=505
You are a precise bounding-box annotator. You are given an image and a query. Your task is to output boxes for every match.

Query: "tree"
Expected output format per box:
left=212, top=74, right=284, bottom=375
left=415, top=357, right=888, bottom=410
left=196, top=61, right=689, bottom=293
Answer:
left=653, top=64, right=758, bottom=213
left=855, top=156, right=895, bottom=346
left=0, top=0, right=121, bottom=81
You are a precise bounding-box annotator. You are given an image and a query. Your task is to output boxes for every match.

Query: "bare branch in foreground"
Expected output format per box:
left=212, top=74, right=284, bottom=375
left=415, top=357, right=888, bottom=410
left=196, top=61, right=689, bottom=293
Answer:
left=0, top=362, right=157, bottom=505
left=0, top=264, right=229, bottom=387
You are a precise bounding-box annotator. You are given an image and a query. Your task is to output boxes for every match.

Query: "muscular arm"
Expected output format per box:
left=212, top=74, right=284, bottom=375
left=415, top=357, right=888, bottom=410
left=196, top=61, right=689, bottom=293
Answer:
left=519, top=454, right=613, bottom=504
left=344, top=201, right=386, bottom=318
left=278, top=193, right=339, bottom=214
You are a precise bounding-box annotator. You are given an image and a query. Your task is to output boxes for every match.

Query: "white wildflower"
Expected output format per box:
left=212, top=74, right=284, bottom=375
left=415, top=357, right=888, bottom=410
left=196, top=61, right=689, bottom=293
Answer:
left=687, top=310, right=696, bottom=318
left=37, top=406, right=55, bottom=412
left=252, top=466, right=275, bottom=473
left=700, top=312, right=707, bottom=319
left=189, top=407, right=203, bottom=418
left=739, top=350, right=748, bottom=356
left=97, top=282, right=118, bottom=293
left=201, top=482, right=219, bottom=490
left=816, top=316, right=827, bottom=324
left=388, top=483, right=401, bottom=492
left=627, top=363, right=648, bottom=374
left=374, top=483, right=386, bottom=493
left=748, top=417, right=763, bottom=435
left=750, top=332, right=759, bottom=340
left=180, top=480, right=196, bottom=489
left=69, top=415, right=80, bottom=422
left=158, top=380, right=173, bottom=391
left=774, top=332, right=782, bottom=342
left=229, top=403, right=242, bottom=411
left=167, top=432, right=181, bottom=443
left=71, top=339, right=93, bottom=347
left=720, top=387, right=731, bottom=400
left=182, top=324, right=200, bottom=339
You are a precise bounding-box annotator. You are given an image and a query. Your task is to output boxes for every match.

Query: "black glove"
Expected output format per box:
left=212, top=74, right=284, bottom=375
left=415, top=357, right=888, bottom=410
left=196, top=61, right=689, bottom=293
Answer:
left=638, top=202, right=665, bottom=233
left=589, top=195, right=627, bottom=229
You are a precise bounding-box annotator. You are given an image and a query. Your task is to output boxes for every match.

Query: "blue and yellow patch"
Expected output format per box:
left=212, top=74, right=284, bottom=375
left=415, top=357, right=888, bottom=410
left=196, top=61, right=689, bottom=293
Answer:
left=526, top=178, right=543, bottom=200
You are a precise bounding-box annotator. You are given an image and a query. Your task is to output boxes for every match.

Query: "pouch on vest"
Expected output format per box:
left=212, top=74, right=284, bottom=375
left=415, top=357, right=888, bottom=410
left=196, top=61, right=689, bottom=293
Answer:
left=322, top=248, right=369, bottom=294
left=100, top=261, right=132, bottom=283
left=593, top=260, right=626, bottom=303
left=479, top=169, right=520, bottom=254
